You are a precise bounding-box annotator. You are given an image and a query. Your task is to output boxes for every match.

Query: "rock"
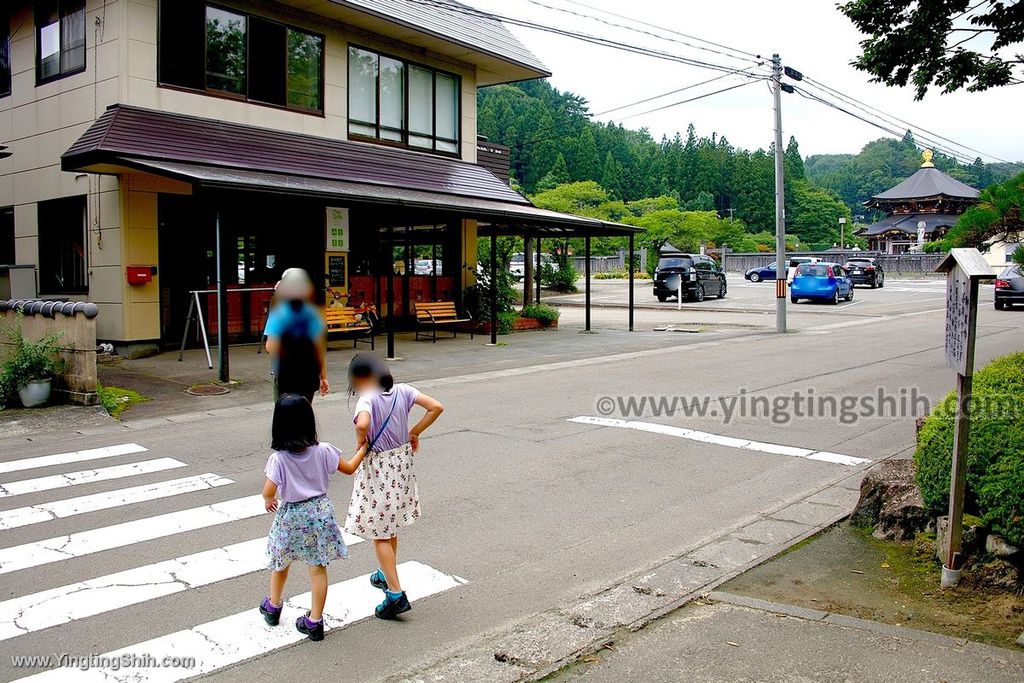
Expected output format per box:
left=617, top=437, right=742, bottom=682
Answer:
left=851, top=459, right=929, bottom=541
left=985, top=533, right=1022, bottom=560
left=935, top=515, right=984, bottom=564
left=976, top=557, right=1022, bottom=590
left=1017, top=632, right=1024, bottom=647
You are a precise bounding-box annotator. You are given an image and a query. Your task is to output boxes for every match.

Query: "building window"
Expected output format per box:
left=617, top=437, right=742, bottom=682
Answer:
left=158, top=1, right=323, bottom=114
left=0, top=207, right=14, bottom=265
left=36, top=0, right=86, bottom=85
left=348, top=46, right=461, bottom=156
left=38, top=196, right=88, bottom=295
left=1, top=8, right=11, bottom=98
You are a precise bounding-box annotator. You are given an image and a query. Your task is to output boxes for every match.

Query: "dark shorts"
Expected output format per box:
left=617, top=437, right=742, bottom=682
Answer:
left=273, top=375, right=316, bottom=404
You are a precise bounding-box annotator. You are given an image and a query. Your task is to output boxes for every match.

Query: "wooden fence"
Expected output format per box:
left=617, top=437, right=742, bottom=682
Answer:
left=721, top=251, right=945, bottom=274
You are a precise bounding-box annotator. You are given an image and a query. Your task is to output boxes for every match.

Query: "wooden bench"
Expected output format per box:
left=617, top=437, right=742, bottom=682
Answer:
left=324, top=306, right=376, bottom=349
left=414, top=301, right=473, bottom=342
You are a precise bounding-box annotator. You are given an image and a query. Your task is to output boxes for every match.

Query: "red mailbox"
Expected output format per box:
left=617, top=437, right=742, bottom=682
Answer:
left=127, top=265, right=155, bottom=286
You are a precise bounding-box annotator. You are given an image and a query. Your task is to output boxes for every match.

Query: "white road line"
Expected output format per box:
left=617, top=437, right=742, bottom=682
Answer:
left=0, top=444, right=147, bottom=475
left=13, top=562, right=465, bottom=683
left=568, top=416, right=871, bottom=466
left=0, top=496, right=266, bottom=575
left=0, top=474, right=233, bottom=531
left=0, top=459, right=187, bottom=499
left=0, top=533, right=365, bottom=642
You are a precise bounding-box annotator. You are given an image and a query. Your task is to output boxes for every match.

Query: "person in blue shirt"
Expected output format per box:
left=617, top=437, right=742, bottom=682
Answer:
left=264, top=268, right=328, bottom=402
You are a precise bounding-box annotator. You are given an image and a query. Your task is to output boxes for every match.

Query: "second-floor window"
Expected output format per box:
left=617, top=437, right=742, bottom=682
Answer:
left=158, top=1, right=324, bottom=114
left=1, top=8, right=11, bottom=97
left=348, top=46, right=460, bottom=156
left=36, top=0, right=86, bottom=84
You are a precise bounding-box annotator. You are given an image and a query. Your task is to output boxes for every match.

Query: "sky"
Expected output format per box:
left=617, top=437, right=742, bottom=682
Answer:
left=464, top=0, right=1024, bottom=164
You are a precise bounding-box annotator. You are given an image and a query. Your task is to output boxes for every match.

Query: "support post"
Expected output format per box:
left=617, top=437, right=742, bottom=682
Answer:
left=523, top=233, right=534, bottom=306
left=214, top=210, right=229, bottom=383
left=772, top=53, right=787, bottom=333
left=386, top=225, right=395, bottom=359
left=536, top=237, right=542, bottom=303
left=489, top=233, right=498, bottom=345
left=628, top=232, right=635, bottom=332
left=584, top=235, right=592, bottom=332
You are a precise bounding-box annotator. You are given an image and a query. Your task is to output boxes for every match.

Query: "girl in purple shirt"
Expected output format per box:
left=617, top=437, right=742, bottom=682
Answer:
left=259, top=394, right=368, bottom=641
left=344, top=354, right=444, bottom=620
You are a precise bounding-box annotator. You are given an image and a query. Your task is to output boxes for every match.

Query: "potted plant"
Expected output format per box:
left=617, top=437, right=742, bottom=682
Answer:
left=1, top=314, right=64, bottom=408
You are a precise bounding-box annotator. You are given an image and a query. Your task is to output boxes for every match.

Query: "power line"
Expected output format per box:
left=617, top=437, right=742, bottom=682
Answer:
left=593, top=68, right=761, bottom=117
left=615, top=78, right=763, bottom=121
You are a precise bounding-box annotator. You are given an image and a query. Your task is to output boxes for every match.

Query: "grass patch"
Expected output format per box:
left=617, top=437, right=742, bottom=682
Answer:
left=97, top=383, right=149, bottom=418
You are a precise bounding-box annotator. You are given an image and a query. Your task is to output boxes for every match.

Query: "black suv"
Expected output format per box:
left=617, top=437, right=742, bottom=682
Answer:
left=653, top=253, right=726, bottom=302
left=844, top=257, right=884, bottom=288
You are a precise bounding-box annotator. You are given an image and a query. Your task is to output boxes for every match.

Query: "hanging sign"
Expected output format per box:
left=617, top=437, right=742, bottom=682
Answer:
left=325, top=207, right=350, bottom=251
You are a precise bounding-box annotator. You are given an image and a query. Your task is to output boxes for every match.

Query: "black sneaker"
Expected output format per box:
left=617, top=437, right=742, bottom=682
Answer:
left=369, top=569, right=388, bottom=591
left=259, top=597, right=281, bottom=626
left=375, top=592, right=411, bottom=620
left=295, top=612, right=324, bottom=641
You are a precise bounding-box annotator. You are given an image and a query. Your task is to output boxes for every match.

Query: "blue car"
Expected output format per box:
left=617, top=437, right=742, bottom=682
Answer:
left=744, top=265, right=777, bottom=282
left=790, top=262, right=854, bottom=305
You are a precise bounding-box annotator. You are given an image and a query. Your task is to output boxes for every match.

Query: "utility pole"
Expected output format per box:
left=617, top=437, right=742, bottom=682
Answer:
left=772, top=53, right=787, bottom=333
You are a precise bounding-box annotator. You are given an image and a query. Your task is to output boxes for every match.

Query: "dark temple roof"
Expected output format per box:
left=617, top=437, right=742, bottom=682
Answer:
left=856, top=213, right=962, bottom=237
left=868, top=166, right=980, bottom=204
left=63, top=105, right=529, bottom=206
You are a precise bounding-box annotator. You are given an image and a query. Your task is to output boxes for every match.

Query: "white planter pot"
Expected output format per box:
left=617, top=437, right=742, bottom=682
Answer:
left=18, top=379, right=52, bottom=408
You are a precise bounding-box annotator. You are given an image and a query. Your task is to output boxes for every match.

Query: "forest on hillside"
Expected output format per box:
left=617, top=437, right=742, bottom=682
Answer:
left=477, top=80, right=1014, bottom=251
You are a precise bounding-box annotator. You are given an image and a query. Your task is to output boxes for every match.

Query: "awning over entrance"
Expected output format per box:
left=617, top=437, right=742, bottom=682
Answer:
left=62, top=105, right=639, bottom=238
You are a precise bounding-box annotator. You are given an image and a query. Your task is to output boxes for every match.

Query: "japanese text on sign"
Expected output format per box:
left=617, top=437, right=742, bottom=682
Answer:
left=325, top=207, right=350, bottom=251
left=944, top=268, right=971, bottom=375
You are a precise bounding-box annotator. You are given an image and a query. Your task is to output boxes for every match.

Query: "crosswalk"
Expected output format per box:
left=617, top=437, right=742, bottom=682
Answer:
left=0, top=441, right=465, bottom=681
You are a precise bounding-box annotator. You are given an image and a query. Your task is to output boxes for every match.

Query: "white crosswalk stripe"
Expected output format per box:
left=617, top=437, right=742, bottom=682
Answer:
left=0, top=440, right=467, bottom=678
left=0, top=443, right=147, bottom=475
left=13, top=562, right=466, bottom=683
left=0, top=458, right=187, bottom=498
left=0, top=473, right=233, bottom=530
left=0, top=495, right=265, bottom=575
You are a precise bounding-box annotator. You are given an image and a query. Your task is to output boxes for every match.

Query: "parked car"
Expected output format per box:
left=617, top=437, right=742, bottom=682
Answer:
left=844, top=257, right=884, bottom=288
left=787, top=257, right=820, bottom=284
left=744, top=264, right=777, bottom=282
left=414, top=259, right=441, bottom=275
left=509, top=253, right=558, bottom=280
left=653, top=253, right=726, bottom=302
left=994, top=265, right=1024, bottom=310
left=790, top=262, right=853, bottom=305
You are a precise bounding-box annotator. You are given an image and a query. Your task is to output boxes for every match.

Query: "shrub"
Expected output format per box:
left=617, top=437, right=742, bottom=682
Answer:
left=542, top=262, right=578, bottom=292
left=521, top=303, right=560, bottom=324
left=1, top=313, right=65, bottom=406
left=914, top=352, right=1024, bottom=546
left=497, top=310, right=518, bottom=335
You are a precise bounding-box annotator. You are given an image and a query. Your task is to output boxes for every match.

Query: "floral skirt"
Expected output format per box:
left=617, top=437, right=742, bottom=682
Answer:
left=344, top=443, right=420, bottom=540
left=266, top=494, right=348, bottom=571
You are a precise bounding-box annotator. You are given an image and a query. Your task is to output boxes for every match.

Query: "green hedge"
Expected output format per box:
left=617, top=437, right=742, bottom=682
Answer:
left=915, top=352, right=1024, bottom=546
left=520, top=303, right=560, bottom=324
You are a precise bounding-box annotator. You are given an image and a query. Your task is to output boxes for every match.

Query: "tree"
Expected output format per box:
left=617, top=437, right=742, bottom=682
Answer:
left=536, top=153, right=570, bottom=191
left=929, top=172, right=1024, bottom=250
left=571, top=128, right=602, bottom=182
left=787, top=180, right=853, bottom=249
left=840, top=0, right=1024, bottom=99
left=784, top=136, right=805, bottom=181
left=600, top=151, right=623, bottom=199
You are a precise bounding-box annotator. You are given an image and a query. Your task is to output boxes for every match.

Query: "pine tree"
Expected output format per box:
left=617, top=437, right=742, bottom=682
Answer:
left=600, top=151, right=623, bottom=199
left=571, top=128, right=602, bottom=183
left=536, top=153, right=570, bottom=191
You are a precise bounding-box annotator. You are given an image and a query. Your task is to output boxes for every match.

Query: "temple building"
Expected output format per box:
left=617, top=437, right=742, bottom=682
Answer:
left=857, top=150, right=980, bottom=254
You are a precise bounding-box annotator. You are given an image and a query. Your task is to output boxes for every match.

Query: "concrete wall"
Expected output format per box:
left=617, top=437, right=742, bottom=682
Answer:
left=0, top=302, right=99, bottom=405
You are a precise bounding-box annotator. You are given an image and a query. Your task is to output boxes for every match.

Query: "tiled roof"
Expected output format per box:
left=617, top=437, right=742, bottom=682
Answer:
left=869, top=167, right=980, bottom=203
left=856, top=213, right=962, bottom=236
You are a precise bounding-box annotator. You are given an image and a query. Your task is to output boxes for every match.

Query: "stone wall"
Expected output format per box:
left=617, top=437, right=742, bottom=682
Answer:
left=0, top=300, right=99, bottom=405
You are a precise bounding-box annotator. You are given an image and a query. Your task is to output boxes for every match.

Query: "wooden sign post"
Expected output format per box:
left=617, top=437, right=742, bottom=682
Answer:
left=934, top=248, right=994, bottom=588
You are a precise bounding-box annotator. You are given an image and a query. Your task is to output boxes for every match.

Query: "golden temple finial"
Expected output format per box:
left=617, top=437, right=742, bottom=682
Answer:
left=921, top=149, right=935, bottom=168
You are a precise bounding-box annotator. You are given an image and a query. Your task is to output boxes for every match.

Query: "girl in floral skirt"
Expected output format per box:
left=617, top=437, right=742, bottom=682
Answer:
left=344, top=354, right=444, bottom=619
left=259, top=394, right=368, bottom=641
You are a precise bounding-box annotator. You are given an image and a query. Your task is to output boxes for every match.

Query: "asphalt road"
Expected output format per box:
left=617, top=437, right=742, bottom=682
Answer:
left=1, top=279, right=1021, bottom=682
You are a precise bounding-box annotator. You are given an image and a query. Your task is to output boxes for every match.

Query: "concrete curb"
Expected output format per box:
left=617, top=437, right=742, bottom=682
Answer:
left=394, top=462, right=876, bottom=682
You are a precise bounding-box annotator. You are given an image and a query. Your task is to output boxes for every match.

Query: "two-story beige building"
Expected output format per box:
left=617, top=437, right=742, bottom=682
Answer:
left=1, top=0, right=634, bottom=358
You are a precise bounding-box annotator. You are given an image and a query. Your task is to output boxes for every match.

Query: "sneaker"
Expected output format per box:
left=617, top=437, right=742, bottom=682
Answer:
left=375, top=591, right=411, bottom=620
left=295, top=612, right=324, bottom=641
left=369, top=569, right=388, bottom=591
left=259, top=597, right=281, bottom=626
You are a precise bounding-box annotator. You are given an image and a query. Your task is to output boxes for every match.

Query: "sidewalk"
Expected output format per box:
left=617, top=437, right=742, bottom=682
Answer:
left=553, top=593, right=1024, bottom=683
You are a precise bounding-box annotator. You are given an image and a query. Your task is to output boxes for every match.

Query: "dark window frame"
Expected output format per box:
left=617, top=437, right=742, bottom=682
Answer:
left=347, top=43, right=462, bottom=158
left=1, top=7, right=11, bottom=98
left=35, top=0, right=87, bottom=86
left=156, top=1, right=325, bottom=117
left=0, top=206, right=14, bottom=265
left=37, top=196, right=89, bottom=296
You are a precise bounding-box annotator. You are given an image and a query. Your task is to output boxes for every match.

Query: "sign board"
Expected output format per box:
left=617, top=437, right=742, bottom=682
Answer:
left=327, top=253, right=347, bottom=287
left=944, top=267, right=971, bottom=374
left=325, top=207, right=350, bottom=251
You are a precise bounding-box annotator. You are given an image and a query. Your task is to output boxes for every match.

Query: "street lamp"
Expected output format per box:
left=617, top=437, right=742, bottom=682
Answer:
left=839, top=216, right=847, bottom=252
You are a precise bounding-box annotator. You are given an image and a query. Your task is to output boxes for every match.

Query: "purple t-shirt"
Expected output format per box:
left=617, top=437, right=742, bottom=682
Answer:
left=354, top=383, right=420, bottom=452
left=264, top=443, right=340, bottom=502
